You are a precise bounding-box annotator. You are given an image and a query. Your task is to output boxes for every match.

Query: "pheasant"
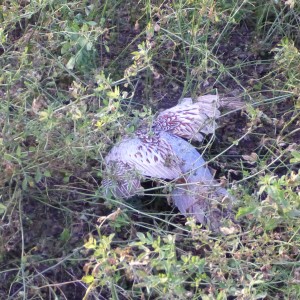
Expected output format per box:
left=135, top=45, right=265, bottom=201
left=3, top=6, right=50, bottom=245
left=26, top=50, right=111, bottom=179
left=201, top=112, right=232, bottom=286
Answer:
left=102, top=95, right=238, bottom=231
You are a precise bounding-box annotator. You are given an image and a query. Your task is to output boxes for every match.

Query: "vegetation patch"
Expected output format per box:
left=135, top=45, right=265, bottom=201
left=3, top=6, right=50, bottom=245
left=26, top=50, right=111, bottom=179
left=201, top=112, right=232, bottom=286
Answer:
left=0, top=0, right=299, bottom=299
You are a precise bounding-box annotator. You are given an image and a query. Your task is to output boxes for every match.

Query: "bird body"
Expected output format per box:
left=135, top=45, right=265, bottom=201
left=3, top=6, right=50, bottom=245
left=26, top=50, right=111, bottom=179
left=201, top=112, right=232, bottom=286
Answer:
left=102, top=95, right=236, bottom=230
left=161, top=131, right=231, bottom=229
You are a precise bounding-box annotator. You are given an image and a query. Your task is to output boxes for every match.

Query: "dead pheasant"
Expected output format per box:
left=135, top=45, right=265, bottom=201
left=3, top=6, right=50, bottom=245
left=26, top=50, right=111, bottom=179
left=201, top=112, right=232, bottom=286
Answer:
left=102, top=95, right=239, bottom=231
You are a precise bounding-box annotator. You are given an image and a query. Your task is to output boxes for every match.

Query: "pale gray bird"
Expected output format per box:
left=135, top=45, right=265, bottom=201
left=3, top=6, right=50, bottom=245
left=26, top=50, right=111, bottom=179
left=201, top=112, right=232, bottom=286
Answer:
left=102, top=95, right=237, bottom=231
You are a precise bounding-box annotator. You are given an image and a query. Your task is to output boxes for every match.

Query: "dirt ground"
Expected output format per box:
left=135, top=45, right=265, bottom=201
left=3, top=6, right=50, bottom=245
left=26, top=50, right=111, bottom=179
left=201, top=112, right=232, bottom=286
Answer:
left=1, top=9, right=299, bottom=299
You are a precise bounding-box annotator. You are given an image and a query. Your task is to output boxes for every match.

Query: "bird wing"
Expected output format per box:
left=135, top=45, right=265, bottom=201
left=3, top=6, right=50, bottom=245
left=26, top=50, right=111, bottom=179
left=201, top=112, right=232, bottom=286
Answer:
left=104, top=132, right=182, bottom=180
left=153, top=95, right=220, bottom=142
left=102, top=160, right=144, bottom=199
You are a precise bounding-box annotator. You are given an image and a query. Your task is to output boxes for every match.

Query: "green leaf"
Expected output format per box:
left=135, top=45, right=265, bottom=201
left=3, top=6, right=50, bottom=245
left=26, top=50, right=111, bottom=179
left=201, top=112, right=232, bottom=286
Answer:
left=63, top=175, right=70, bottom=183
left=104, top=44, right=110, bottom=53
left=86, top=41, right=93, bottom=51
left=290, top=151, right=300, bottom=163
left=264, top=218, right=279, bottom=231
left=44, top=170, right=51, bottom=177
left=236, top=205, right=256, bottom=219
left=34, top=168, right=42, bottom=183
left=22, top=177, right=28, bottom=191
left=66, top=56, right=76, bottom=69
left=127, top=125, right=135, bottom=133
left=86, top=21, right=97, bottom=26
left=107, top=86, right=120, bottom=100
left=0, top=203, right=7, bottom=215
left=84, top=235, right=97, bottom=249
left=136, top=232, right=146, bottom=242
left=59, top=228, right=71, bottom=243
left=61, top=42, right=71, bottom=55
left=82, top=275, right=94, bottom=284
left=78, top=37, right=87, bottom=48
left=216, top=290, right=227, bottom=300
left=16, top=146, right=22, bottom=157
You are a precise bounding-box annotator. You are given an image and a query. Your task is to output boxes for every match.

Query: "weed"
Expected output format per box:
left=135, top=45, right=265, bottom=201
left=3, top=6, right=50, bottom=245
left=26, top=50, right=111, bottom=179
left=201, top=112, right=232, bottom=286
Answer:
left=0, top=0, right=299, bottom=299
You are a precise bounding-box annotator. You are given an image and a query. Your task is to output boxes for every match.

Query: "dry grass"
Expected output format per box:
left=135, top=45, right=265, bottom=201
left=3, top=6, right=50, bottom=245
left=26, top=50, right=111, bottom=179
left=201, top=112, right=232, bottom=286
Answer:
left=0, top=0, right=300, bottom=299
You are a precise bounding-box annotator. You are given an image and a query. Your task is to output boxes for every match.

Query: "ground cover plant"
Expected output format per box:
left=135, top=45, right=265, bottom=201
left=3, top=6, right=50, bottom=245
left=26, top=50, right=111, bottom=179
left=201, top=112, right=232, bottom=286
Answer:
left=0, top=0, right=300, bottom=299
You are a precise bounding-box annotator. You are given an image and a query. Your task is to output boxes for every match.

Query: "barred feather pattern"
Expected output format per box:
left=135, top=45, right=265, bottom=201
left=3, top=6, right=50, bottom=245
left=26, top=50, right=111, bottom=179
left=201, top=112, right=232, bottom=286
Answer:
left=153, top=97, right=220, bottom=142
left=104, top=130, right=182, bottom=181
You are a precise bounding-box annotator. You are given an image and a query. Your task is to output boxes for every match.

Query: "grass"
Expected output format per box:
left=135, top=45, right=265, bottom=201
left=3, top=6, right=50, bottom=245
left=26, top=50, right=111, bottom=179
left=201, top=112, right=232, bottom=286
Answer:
left=0, top=0, right=300, bottom=299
